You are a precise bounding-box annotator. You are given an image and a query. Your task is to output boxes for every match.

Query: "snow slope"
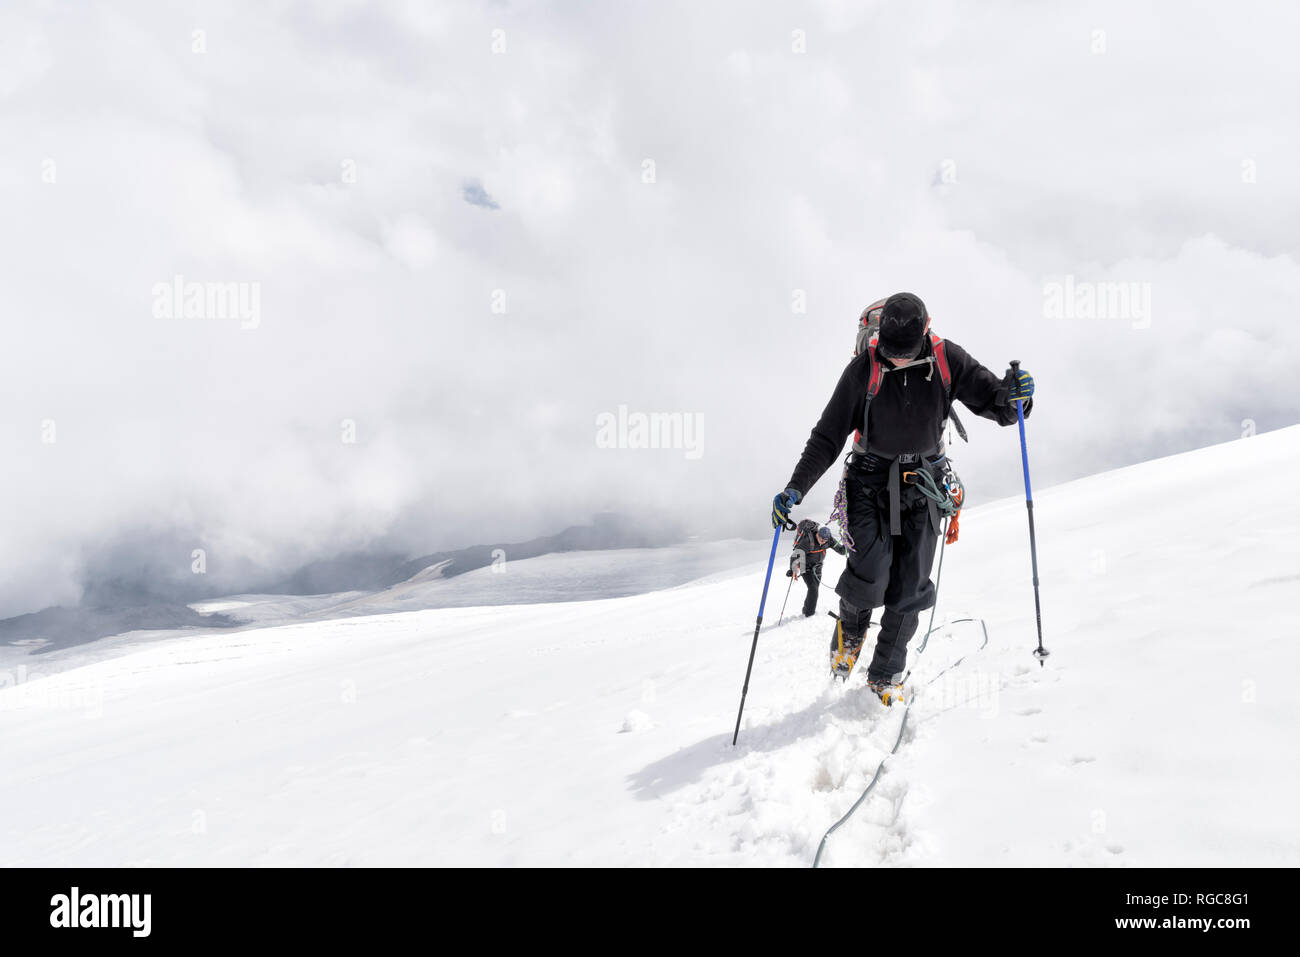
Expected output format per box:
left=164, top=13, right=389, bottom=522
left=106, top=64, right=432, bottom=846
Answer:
left=2, top=428, right=1297, bottom=867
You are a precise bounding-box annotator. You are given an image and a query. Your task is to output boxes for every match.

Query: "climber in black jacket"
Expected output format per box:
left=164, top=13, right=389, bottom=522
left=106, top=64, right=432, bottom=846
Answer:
left=769, top=292, right=1034, bottom=702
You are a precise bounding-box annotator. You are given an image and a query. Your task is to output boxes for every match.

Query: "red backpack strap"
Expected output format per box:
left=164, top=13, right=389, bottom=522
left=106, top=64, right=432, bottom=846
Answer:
left=866, top=342, right=884, bottom=397
left=930, top=333, right=951, bottom=395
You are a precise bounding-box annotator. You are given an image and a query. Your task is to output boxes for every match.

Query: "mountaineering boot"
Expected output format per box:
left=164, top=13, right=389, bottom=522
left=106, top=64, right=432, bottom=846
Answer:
left=829, top=626, right=863, bottom=679
left=867, top=677, right=905, bottom=707
left=829, top=600, right=872, bottom=680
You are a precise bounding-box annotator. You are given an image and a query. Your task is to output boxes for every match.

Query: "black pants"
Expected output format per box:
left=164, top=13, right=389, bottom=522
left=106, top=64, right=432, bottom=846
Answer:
left=833, top=462, right=941, bottom=682
left=801, top=562, right=824, bottom=616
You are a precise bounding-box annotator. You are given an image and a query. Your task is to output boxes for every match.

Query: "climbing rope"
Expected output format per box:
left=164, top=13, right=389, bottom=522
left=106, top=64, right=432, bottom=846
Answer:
left=811, top=704, right=911, bottom=868
left=811, top=515, right=989, bottom=869
left=910, top=462, right=964, bottom=519
left=916, top=521, right=950, bottom=656
left=915, top=466, right=963, bottom=656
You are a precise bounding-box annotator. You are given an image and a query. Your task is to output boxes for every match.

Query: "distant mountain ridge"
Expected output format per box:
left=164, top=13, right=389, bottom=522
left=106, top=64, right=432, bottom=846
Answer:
left=0, top=513, right=687, bottom=654
left=385, top=512, right=687, bottom=588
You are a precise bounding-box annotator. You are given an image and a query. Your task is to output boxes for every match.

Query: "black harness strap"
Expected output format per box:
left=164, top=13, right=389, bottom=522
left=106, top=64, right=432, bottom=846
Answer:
left=884, top=452, right=945, bottom=536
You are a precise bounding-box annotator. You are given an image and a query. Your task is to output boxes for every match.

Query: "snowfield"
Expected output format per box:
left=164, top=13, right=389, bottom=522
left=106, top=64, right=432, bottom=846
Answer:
left=2, top=427, right=1297, bottom=867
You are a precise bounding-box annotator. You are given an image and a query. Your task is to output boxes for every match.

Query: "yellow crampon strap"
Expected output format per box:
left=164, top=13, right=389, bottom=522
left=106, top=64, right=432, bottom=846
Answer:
left=831, top=618, right=859, bottom=677
left=868, top=680, right=905, bottom=706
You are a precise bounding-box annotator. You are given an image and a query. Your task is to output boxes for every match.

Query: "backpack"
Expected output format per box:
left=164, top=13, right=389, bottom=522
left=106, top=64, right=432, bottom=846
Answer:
left=853, top=298, right=887, bottom=358
left=793, top=518, right=825, bottom=553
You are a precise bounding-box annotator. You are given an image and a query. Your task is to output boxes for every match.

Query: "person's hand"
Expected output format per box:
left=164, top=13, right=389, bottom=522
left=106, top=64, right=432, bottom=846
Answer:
left=772, top=488, right=800, bottom=528
left=1004, top=367, right=1034, bottom=402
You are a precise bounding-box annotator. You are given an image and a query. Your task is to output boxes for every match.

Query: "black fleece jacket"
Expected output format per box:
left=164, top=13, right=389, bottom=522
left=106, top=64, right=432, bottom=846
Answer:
left=785, top=338, right=1030, bottom=497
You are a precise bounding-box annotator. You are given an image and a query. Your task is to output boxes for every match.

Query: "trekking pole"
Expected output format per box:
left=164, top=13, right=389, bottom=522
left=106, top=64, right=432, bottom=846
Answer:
left=776, top=573, right=794, bottom=626
left=732, top=515, right=796, bottom=746
left=1010, top=360, right=1049, bottom=666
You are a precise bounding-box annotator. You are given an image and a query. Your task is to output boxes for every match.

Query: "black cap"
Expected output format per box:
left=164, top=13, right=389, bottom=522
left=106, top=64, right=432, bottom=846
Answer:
left=877, top=292, right=928, bottom=359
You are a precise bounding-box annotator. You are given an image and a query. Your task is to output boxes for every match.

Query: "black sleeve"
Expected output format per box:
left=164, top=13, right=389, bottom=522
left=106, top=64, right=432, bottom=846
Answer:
left=783, top=355, right=869, bottom=497
left=945, top=340, right=1032, bottom=426
left=831, top=540, right=847, bottom=556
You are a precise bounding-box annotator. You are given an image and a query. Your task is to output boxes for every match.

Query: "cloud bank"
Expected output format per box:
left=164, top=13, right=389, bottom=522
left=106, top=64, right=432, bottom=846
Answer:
left=2, top=0, right=1298, bottom=617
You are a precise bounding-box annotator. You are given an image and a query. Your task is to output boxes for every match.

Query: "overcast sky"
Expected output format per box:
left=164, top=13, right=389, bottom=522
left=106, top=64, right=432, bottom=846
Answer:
left=3, top=0, right=1298, bottom=618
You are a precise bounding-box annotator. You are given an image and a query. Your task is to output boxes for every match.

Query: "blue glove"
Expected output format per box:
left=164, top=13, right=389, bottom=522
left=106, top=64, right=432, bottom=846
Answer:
left=772, top=488, right=800, bottom=528
left=1004, top=367, right=1034, bottom=402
